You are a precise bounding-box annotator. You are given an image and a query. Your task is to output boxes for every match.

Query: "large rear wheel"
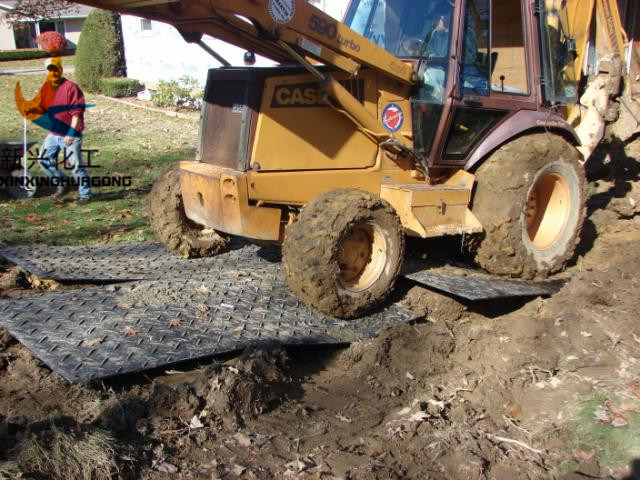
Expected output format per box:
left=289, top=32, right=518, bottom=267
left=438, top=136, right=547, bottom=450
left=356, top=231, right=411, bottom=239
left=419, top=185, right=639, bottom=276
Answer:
left=471, top=133, right=586, bottom=278
left=149, top=168, right=228, bottom=258
left=283, top=189, right=404, bottom=318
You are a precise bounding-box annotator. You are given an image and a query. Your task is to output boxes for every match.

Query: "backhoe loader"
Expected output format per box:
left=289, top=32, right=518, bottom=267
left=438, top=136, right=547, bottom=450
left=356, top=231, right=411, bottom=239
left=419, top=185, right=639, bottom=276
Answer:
left=73, top=0, right=635, bottom=318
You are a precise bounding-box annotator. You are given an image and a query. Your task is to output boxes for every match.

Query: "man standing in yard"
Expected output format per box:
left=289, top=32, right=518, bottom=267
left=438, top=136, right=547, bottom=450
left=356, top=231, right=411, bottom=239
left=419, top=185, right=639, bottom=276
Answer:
left=18, top=56, right=92, bottom=203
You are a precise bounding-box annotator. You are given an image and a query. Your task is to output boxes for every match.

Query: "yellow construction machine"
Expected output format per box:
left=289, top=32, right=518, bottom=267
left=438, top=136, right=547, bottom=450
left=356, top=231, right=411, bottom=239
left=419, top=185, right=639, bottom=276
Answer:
left=74, top=0, right=637, bottom=318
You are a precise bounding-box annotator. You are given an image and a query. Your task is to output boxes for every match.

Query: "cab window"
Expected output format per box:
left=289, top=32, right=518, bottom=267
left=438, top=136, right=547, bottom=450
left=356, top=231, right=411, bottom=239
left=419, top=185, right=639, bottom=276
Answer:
left=345, top=0, right=455, bottom=59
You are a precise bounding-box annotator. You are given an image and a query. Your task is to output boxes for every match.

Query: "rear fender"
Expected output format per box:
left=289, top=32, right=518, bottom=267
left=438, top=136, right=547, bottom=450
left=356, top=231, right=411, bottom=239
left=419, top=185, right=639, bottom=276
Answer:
left=464, top=110, right=581, bottom=172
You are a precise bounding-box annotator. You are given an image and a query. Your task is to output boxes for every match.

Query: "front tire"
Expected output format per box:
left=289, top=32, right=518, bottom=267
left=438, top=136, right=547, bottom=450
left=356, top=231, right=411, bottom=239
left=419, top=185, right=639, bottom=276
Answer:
left=471, top=133, right=586, bottom=278
left=148, top=168, right=228, bottom=258
left=283, top=189, right=404, bottom=319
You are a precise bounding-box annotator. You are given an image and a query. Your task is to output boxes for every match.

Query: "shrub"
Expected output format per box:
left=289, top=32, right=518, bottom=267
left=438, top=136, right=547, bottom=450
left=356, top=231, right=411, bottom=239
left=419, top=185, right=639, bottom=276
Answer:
left=151, top=76, right=203, bottom=109
left=0, top=49, right=49, bottom=61
left=75, top=9, right=126, bottom=93
left=35, top=31, right=66, bottom=54
left=99, top=77, right=143, bottom=97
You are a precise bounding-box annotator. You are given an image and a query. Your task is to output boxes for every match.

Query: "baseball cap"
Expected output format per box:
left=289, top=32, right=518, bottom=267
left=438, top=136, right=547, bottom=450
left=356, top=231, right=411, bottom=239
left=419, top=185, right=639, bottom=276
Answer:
left=44, top=56, right=63, bottom=75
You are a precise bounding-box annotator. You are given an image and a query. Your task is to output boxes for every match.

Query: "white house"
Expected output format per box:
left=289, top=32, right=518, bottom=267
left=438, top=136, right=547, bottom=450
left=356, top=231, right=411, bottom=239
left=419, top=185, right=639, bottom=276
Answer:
left=0, top=1, right=93, bottom=50
left=121, top=0, right=348, bottom=87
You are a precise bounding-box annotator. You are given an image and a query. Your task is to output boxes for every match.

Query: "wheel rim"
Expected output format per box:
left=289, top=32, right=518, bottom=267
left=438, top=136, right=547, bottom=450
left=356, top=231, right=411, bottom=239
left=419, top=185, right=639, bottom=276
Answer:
left=525, top=172, right=571, bottom=250
left=337, top=223, right=387, bottom=292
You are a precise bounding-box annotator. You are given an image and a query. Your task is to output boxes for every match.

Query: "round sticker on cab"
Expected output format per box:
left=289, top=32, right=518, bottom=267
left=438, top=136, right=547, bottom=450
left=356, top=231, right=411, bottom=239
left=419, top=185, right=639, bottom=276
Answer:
left=268, top=0, right=296, bottom=24
left=382, top=103, right=404, bottom=132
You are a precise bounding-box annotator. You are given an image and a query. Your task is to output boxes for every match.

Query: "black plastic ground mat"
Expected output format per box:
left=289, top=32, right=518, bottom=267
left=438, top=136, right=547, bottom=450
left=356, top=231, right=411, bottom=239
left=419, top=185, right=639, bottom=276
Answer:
left=0, top=240, right=259, bottom=282
left=405, top=271, right=562, bottom=301
left=0, top=241, right=558, bottom=382
left=0, top=243, right=417, bottom=382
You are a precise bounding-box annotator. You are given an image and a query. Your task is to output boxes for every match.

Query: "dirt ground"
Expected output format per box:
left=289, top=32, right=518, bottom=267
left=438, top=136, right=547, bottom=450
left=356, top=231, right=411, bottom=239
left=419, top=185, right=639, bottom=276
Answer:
left=1, top=137, right=640, bottom=479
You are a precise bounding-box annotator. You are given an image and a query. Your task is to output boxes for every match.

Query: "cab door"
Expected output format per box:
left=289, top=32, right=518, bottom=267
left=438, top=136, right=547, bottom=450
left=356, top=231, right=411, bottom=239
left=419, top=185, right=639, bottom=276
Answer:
left=425, top=0, right=539, bottom=168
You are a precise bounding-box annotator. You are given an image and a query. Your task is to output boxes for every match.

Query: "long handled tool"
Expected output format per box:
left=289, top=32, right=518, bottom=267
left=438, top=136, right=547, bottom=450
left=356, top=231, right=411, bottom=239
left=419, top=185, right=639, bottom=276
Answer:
left=20, top=117, right=36, bottom=197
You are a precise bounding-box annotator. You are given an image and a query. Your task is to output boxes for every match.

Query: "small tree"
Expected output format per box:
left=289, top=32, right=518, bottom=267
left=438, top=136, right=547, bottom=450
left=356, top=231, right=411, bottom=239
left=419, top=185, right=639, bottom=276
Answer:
left=35, top=31, right=66, bottom=54
left=75, top=9, right=126, bottom=93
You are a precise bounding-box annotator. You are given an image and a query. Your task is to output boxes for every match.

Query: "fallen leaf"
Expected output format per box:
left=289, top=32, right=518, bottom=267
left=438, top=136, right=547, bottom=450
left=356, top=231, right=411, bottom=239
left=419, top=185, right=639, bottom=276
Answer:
left=572, top=449, right=596, bottom=463
left=234, top=324, right=245, bottom=338
left=409, top=411, right=429, bottom=422
left=285, top=457, right=316, bottom=474
left=157, top=462, right=178, bottom=474
left=196, top=285, right=210, bottom=294
left=625, top=380, right=639, bottom=390
left=616, top=402, right=638, bottom=413
left=428, top=399, right=446, bottom=411
left=285, top=459, right=307, bottom=474
left=104, top=206, right=114, bottom=212
left=506, top=404, right=522, bottom=418
left=233, top=432, right=252, bottom=447
left=84, top=338, right=103, bottom=347
left=169, top=318, right=182, bottom=327
left=119, top=209, right=133, bottom=218
left=81, top=208, right=91, bottom=213
left=611, top=414, right=629, bottom=428
left=231, top=465, right=246, bottom=476
left=189, top=415, right=204, bottom=429
left=195, top=303, right=209, bottom=312
left=397, top=406, right=412, bottom=416
left=594, top=404, right=612, bottom=424
left=336, top=413, right=352, bottom=423
left=122, top=326, right=141, bottom=336
left=26, top=213, right=38, bottom=222
left=549, top=377, right=562, bottom=389
left=62, top=219, right=71, bottom=225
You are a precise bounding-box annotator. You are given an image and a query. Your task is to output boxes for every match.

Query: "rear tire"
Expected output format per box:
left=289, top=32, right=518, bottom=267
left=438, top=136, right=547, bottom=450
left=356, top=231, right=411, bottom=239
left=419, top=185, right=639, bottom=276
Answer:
left=283, top=189, right=404, bottom=319
left=149, top=168, right=228, bottom=258
left=470, top=133, right=586, bottom=278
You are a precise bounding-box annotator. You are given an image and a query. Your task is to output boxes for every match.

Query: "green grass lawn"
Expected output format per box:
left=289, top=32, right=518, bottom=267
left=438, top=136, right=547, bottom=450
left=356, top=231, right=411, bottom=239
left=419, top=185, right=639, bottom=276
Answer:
left=0, top=54, right=75, bottom=70
left=0, top=72, right=199, bottom=246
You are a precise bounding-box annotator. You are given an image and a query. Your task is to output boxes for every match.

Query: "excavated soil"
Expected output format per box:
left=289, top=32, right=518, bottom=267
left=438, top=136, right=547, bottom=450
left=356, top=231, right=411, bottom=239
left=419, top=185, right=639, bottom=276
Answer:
left=1, top=138, right=640, bottom=479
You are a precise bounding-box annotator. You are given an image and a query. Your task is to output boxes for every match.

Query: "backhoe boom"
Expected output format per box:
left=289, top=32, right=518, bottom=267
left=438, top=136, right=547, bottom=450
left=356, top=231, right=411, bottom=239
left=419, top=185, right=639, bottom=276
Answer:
left=74, top=0, right=420, bottom=85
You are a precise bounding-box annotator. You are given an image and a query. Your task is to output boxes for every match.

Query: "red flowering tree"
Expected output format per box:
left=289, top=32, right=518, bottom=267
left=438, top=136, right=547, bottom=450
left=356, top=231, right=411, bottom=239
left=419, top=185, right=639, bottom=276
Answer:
left=4, top=0, right=78, bottom=23
left=36, top=31, right=67, bottom=54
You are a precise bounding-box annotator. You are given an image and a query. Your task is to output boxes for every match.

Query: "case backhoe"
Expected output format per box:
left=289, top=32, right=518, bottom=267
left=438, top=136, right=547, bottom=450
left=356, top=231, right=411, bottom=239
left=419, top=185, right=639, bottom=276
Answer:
left=72, top=0, right=636, bottom=318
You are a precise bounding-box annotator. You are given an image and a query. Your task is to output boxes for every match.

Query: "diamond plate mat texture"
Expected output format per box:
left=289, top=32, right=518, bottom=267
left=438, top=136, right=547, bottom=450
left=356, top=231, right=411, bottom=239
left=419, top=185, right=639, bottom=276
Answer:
left=0, top=242, right=417, bottom=383
left=405, top=271, right=562, bottom=301
left=0, top=241, right=255, bottom=282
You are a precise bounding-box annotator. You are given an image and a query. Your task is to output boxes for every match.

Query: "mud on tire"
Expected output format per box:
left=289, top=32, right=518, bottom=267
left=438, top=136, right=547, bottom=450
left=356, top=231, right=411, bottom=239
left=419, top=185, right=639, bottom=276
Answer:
left=470, top=133, right=586, bottom=278
left=149, top=168, right=228, bottom=258
left=283, top=189, right=404, bottom=319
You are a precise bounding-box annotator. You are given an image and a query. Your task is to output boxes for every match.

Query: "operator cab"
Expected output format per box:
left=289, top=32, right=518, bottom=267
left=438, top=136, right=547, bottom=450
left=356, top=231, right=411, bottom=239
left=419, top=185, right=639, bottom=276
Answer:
left=344, top=0, right=580, bottom=167
left=345, top=0, right=458, bottom=103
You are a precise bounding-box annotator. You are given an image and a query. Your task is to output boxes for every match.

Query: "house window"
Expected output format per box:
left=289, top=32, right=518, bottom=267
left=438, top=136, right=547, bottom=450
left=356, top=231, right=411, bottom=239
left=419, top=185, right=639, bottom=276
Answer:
left=13, top=23, right=37, bottom=48
left=141, top=19, right=152, bottom=31
left=39, top=20, right=65, bottom=35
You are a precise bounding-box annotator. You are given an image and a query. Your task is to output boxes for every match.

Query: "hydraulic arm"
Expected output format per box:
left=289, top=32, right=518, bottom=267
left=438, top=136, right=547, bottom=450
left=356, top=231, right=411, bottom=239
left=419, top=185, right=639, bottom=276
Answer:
left=74, top=0, right=421, bottom=153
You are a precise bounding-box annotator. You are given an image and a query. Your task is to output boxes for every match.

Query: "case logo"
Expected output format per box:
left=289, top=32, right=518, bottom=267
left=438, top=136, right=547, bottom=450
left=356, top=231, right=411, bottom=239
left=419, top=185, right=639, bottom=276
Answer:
left=382, top=103, right=404, bottom=132
left=271, top=83, right=325, bottom=108
left=268, top=0, right=295, bottom=24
